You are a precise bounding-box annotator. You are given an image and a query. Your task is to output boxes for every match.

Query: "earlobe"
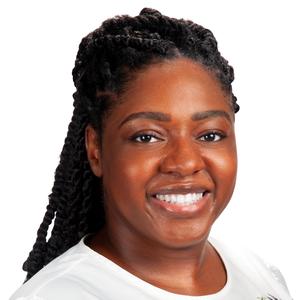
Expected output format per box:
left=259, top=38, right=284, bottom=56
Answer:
left=85, top=125, right=103, bottom=177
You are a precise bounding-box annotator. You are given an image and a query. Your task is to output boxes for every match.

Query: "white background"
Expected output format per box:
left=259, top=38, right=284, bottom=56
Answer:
left=1, top=0, right=299, bottom=299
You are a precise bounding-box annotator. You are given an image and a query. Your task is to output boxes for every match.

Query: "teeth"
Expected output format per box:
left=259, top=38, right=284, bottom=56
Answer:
left=155, top=193, right=204, bottom=205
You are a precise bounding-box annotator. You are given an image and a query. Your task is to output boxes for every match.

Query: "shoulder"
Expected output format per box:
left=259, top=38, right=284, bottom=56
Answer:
left=10, top=277, right=99, bottom=300
left=10, top=240, right=104, bottom=300
left=210, top=237, right=292, bottom=298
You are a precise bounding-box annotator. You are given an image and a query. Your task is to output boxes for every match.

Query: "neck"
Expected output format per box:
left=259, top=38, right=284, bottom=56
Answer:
left=87, top=225, right=226, bottom=296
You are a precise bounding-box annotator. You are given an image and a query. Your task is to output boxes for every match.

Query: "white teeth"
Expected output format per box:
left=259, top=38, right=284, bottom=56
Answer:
left=155, top=193, right=204, bottom=205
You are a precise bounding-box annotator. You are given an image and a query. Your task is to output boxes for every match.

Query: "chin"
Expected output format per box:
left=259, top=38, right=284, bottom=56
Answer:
left=153, top=221, right=213, bottom=250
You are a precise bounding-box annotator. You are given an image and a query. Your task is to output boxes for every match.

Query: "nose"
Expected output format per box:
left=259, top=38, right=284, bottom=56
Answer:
left=159, top=139, right=205, bottom=177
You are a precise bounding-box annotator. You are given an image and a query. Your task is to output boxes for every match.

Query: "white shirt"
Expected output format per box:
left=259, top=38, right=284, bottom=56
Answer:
left=10, top=237, right=293, bottom=300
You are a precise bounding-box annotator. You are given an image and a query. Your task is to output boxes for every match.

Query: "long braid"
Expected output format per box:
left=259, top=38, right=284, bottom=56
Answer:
left=23, top=7, right=239, bottom=281
left=23, top=100, right=101, bottom=280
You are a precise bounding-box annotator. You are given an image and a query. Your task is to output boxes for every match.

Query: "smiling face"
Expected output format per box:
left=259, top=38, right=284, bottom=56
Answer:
left=86, top=57, right=237, bottom=249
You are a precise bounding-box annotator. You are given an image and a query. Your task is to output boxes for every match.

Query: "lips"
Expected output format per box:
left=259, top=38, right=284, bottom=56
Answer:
left=147, top=184, right=211, bottom=214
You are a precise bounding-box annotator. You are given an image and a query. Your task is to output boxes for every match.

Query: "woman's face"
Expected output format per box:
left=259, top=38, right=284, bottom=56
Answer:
left=87, top=57, right=237, bottom=249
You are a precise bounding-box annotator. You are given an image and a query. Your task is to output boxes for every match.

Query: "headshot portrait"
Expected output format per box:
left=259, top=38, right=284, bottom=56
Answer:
left=1, top=1, right=298, bottom=299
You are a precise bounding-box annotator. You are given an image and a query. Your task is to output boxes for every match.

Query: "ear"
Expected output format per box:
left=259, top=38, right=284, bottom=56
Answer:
left=85, top=125, right=103, bottom=177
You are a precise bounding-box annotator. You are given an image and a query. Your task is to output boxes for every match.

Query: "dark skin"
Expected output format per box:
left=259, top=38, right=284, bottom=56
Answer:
left=85, top=58, right=237, bottom=296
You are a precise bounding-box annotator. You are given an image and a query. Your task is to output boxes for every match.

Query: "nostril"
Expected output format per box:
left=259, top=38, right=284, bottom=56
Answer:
left=160, top=157, right=204, bottom=174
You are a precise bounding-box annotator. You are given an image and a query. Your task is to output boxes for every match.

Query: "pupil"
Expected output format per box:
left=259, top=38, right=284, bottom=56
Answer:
left=206, top=133, right=214, bottom=141
left=141, top=135, right=151, bottom=142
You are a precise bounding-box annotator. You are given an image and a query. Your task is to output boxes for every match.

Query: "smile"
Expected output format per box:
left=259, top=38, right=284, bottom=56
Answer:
left=155, top=192, right=205, bottom=206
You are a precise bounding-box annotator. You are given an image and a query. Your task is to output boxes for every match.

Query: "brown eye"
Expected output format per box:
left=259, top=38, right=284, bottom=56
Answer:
left=131, top=133, right=161, bottom=143
left=199, top=132, right=225, bottom=142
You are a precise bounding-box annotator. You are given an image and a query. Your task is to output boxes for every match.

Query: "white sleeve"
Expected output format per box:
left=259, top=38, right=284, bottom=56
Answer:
left=266, top=263, right=290, bottom=293
left=251, top=252, right=292, bottom=298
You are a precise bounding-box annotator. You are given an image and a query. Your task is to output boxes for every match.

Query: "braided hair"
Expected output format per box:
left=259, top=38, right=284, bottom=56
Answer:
left=23, top=7, right=240, bottom=281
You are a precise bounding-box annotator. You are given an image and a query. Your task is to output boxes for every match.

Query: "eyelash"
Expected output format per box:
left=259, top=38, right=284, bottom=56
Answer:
left=130, top=131, right=226, bottom=143
left=198, top=131, right=226, bottom=142
left=130, top=132, right=163, bottom=143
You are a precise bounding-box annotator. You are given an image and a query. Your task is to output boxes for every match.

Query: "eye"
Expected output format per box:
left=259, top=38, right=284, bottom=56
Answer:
left=131, top=133, right=162, bottom=143
left=199, top=131, right=225, bottom=142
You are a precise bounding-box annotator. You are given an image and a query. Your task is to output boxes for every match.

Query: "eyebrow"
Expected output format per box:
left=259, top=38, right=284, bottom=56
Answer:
left=118, top=110, right=232, bottom=128
left=119, top=112, right=171, bottom=128
left=191, top=110, right=232, bottom=122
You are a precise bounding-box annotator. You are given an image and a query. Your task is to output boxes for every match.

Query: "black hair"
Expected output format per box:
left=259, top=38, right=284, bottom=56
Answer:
left=22, top=7, right=239, bottom=281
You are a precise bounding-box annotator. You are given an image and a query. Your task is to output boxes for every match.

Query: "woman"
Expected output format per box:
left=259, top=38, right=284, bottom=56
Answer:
left=10, top=8, right=292, bottom=300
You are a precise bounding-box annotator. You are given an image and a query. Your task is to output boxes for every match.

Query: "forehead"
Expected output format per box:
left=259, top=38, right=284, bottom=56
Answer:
left=110, top=58, right=233, bottom=123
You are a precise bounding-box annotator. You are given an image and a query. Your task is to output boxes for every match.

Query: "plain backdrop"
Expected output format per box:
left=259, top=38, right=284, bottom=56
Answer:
left=1, top=0, right=299, bottom=299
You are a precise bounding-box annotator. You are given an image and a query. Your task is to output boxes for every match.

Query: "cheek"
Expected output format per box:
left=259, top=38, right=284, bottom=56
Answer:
left=214, top=151, right=237, bottom=179
left=205, top=146, right=237, bottom=200
left=102, top=150, right=160, bottom=225
left=102, top=149, right=159, bottom=200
